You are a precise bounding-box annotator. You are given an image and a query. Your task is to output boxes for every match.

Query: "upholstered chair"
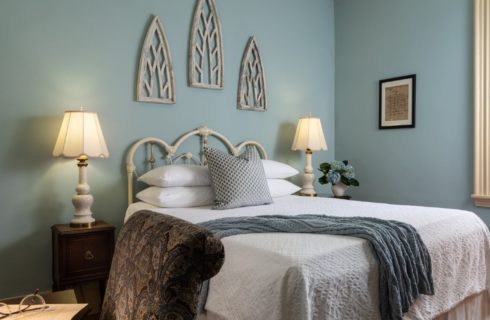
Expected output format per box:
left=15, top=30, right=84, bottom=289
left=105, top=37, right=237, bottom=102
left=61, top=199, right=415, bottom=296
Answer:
left=100, top=211, right=225, bottom=320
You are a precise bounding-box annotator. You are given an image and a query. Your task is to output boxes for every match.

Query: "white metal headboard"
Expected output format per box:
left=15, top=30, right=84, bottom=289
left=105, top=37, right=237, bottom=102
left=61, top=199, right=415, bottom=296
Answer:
left=126, top=126, right=268, bottom=205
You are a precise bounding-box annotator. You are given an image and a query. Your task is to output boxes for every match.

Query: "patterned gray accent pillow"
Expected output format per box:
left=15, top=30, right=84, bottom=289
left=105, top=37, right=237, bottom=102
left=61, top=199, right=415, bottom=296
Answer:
left=204, top=146, right=273, bottom=210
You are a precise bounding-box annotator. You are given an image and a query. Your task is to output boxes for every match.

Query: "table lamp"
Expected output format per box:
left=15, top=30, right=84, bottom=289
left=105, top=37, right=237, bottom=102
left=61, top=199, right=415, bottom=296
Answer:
left=291, top=115, right=327, bottom=196
left=53, top=109, right=109, bottom=228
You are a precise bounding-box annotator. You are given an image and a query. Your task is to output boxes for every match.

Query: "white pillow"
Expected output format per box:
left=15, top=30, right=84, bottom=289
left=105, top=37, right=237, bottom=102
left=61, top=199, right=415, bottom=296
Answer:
left=137, top=160, right=298, bottom=187
left=137, top=165, right=210, bottom=187
left=262, top=160, right=299, bottom=179
left=267, top=179, right=301, bottom=197
left=136, top=186, right=215, bottom=208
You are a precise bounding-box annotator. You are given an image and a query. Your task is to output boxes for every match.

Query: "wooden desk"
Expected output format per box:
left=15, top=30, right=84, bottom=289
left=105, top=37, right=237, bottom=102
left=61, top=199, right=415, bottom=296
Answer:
left=2, top=304, right=88, bottom=320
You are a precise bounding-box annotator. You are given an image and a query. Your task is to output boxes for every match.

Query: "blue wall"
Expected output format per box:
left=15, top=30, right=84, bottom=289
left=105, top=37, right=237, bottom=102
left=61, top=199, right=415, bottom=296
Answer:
left=2, top=0, right=484, bottom=300
left=0, top=0, right=335, bottom=296
left=334, top=0, right=490, bottom=223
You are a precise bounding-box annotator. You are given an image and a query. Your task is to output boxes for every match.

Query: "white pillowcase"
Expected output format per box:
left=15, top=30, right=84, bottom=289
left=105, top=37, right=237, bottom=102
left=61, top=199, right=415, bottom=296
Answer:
left=136, top=186, right=215, bottom=208
left=136, top=179, right=300, bottom=208
left=267, top=179, right=301, bottom=197
left=262, top=160, right=299, bottom=179
left=137, top=161, right=299, bottom=187
left=137, top=165, right=210, bottom=187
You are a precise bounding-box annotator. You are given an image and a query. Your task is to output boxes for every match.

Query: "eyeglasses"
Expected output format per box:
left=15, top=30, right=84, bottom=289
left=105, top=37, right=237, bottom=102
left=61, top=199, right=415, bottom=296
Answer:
left=0, top=290, right=48, bottom=319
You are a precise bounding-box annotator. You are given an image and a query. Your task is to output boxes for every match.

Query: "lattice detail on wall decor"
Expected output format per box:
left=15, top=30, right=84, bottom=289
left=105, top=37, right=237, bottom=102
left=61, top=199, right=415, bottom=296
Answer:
left=188, top=0, right=224, bottom=89
left=137, top=16, right=176, bottom=104
left=238, top=37, right=267, bottom=112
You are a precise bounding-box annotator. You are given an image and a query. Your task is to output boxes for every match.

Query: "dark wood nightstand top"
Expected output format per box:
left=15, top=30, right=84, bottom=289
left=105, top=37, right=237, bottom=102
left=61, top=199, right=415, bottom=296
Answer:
left=52, top=221, right=114, bottom=234
left=333, top=195, right=352, bottom=200
left=317, top=193, right=352, bottom=200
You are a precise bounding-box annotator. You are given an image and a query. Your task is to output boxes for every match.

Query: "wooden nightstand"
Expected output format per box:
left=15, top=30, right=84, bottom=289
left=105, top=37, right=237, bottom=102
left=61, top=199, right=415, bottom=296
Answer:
left=52, top=221, right=115, bottom=320
left=333, top=195, right=352, bottom=200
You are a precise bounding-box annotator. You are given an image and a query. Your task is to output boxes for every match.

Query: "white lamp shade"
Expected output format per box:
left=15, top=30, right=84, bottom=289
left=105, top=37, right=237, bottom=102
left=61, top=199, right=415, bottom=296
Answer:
left=53, top=110, right=109, bottom=158
left=291, top=116, right=328, bottom=151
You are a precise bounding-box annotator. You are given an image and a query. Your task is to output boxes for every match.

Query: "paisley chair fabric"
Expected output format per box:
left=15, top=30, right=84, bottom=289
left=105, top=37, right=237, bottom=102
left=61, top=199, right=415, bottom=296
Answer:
left=100, top=211, right=225, bottom=320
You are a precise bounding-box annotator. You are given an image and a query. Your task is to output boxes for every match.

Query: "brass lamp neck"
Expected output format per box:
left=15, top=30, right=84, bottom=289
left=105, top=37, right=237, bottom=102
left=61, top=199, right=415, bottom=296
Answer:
left=77, top=155, right=88, bottom=167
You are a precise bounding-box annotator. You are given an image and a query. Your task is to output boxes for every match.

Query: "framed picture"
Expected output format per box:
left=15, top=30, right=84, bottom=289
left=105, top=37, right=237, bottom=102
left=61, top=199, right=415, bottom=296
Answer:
left=379, top=74, right=416, bottom=129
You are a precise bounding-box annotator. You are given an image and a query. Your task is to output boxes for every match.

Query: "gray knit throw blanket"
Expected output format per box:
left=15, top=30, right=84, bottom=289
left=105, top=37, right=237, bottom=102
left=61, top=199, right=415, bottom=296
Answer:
left=198, top=214, right=434, bottom=320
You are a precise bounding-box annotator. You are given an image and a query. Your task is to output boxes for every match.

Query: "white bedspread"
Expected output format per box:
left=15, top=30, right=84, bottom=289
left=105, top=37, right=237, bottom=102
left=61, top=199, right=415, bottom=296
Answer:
left=125, top=196, right=490, bottom=320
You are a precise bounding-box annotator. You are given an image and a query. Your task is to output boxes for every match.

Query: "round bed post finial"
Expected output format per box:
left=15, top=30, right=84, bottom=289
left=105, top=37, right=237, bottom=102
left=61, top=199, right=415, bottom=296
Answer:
left=198, top=126, right=211, bottom=136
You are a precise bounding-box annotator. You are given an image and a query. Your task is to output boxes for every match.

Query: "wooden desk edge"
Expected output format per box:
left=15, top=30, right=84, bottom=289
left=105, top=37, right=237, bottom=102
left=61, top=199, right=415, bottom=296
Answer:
left=73, top=304, right=91, bottom=320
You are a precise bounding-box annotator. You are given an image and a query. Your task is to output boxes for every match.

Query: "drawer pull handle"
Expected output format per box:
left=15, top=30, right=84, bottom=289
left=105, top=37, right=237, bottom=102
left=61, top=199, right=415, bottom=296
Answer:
left=84, top=250, right=95, bottom=261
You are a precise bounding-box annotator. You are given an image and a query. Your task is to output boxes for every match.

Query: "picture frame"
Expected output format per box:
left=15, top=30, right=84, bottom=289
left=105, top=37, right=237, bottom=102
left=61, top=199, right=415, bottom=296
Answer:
left=379, top=74, right=416, bottom=129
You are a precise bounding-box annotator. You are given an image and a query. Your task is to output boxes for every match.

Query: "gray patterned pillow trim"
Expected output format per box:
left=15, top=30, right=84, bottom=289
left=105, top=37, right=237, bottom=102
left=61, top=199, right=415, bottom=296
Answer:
left=204, top=146, right=272, bottom=210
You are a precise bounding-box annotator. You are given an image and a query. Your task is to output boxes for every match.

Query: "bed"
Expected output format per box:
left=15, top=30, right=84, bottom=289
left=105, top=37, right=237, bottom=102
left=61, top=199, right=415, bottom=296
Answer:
left=123, top=126, right=490, bottom=320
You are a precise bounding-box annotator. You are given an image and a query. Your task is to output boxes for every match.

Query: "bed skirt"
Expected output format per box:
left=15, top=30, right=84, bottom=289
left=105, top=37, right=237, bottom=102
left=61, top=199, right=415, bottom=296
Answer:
left=199, top=290, right=489, bottom=320
left=434, top=290, right=489, bottom=320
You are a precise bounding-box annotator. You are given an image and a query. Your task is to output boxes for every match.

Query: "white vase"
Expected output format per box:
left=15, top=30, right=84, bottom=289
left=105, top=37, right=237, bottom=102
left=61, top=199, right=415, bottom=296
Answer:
left=332, top=182, right=348, bottom=197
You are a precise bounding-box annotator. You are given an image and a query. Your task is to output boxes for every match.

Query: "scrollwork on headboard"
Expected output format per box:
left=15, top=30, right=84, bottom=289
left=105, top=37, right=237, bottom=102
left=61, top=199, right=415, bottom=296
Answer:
left=126, top=126, right=268, bottom=205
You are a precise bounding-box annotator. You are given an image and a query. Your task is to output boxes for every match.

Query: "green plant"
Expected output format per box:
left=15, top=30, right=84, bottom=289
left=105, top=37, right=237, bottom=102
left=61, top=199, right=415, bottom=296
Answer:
left=318, top=160, right=360, bottom=187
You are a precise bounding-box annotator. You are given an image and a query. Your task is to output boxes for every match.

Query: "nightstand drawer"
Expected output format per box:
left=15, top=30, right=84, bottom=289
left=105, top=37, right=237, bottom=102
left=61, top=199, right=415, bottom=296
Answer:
left=52, top=221, right=115, bottom=285
left=65, top=233, right=113, bottom=277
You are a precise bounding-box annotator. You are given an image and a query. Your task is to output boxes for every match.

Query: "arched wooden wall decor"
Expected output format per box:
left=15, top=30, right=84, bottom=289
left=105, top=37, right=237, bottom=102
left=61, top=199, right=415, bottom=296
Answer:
left=137, top=16, right=176, bottom=104
left=188, top=0, right=224, bottom=89
left=237, top=37, right=267, bottom=112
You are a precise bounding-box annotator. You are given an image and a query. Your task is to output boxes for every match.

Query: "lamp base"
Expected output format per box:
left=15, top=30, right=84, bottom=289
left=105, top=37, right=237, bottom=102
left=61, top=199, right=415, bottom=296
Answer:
left=70, top=156, right=96, bottom=229
left=70, top=221, right=97, bottom=228
left=300, top=170, right=317, bottom=197
left=297, top=190, right=317, bottom=197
